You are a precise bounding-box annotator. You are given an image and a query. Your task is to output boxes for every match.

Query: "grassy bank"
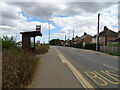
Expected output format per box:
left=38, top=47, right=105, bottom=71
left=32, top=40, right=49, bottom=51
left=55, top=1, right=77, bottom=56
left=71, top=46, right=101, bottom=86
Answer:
left=2, top=36, right=49, bottom=88
left=35, top=44, right=49, bottom=54
left=100, top=51, right=120, bottom=56
left=2, top=48, right=40, bottom=88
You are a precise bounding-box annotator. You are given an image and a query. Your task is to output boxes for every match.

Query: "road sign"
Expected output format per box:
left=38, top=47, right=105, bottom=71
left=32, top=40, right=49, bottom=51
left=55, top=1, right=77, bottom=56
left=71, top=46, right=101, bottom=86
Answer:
left=36, top=25, right=41, bottom=31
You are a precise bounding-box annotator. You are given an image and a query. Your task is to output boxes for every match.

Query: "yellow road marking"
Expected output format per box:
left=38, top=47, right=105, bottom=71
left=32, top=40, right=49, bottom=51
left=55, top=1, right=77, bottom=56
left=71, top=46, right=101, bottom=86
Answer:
left=59, top=54, right=94, bottom=88
left=84, top=71, right=108, bottom=86
left=106, top=70, right=119, bottom=77
left=59, top=54, right=66, bottom=63
left=101, top=70, right=120, bottom=84
left=94, top=71, right=120, bottom=85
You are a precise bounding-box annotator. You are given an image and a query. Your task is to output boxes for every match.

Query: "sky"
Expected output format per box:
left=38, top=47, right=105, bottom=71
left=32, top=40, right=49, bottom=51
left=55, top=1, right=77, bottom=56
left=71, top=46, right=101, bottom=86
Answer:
left=0, top=0, right=119, bottom=43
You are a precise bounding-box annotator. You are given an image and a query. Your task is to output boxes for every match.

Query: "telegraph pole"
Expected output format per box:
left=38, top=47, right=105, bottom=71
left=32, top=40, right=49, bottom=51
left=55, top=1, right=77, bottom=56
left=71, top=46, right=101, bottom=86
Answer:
left=65, top=34, right=66, bottom=46
left=96, top=13, right=100, bottom=51
left=73, top=30, right=74, bottom=45
left=68, top=30, right=70, bottom=47
left=73, top=30, right=74, bottom=39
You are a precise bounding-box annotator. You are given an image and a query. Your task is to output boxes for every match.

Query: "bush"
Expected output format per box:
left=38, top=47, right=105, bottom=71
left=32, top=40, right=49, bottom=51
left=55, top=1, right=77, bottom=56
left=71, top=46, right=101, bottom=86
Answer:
left=107, top=43, right=120, bottom=47
left=74, top=43, right=83, bottom=48
left=84, top=43, right=96, bottom=50
left=2, top=48, right=40, bottom=88
left=2, top=36, right=40, bottom=88
left=70, top=44, right=75, bottom=47
left=35, top=44, right=49, bottom=54
left=2, top=35, right=17, bottom=50
left=65, top=44, right=69, bottom=47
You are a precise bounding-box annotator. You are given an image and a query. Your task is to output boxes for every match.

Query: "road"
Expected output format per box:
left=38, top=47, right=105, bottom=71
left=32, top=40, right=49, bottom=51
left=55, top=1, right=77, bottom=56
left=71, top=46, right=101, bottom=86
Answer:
left=54, top=46, right=119, bottom=88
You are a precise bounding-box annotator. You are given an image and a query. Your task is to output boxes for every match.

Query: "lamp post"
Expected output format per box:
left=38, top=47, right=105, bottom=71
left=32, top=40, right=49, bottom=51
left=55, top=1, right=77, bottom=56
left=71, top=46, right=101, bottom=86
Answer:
left=48, top=20, right=53, bottom=48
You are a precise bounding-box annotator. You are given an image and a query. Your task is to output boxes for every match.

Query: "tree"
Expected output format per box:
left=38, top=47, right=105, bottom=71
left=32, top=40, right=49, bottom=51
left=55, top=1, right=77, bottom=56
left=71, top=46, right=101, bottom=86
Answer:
left=50, top=39, right=62, bottom=45
left=2, top=35, right=16, bottom=50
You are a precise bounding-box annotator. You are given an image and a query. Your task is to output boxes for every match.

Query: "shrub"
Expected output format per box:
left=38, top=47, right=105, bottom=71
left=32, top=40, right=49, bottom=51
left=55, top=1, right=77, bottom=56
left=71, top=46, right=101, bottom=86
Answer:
left=2, top=48, right=40, bottom=88
left=65, top=44, right=69, bottom=47
left=2, top=35, right=17, bottom=50
left=84, top=43, right=96, bottom=50
left=70, top=44, right=75, bottom=47
left=107, top=43, right=120, bottom=47
left=35, top=44, right=49, bottom=54
left=74, top=43, right=83, bottom=48
left=2, top=36, right=40, bottom=88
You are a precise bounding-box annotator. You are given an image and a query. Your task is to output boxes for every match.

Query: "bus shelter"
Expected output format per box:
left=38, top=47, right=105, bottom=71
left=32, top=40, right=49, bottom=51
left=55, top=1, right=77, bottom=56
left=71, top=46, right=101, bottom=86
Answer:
left=20, top=31, right=42, bottom=52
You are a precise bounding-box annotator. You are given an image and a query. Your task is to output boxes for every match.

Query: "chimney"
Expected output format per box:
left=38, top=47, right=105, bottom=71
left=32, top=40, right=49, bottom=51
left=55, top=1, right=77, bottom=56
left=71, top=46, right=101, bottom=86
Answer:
left=104, top=26, right=108, bottom=31
left=84, top=32, right=87, bottom=35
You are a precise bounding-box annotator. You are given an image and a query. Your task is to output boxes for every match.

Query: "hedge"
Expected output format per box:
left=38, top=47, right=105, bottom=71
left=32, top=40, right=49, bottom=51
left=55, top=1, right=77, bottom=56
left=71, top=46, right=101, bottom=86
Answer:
left=84, top=43, right=96, bottom=50
left=74, top=43, right=83, bottom=48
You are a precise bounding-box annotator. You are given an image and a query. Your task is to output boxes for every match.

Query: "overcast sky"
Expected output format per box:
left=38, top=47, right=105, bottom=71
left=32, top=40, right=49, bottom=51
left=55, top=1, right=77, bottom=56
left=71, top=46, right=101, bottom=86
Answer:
left=0, top=0, right=119, bottom=43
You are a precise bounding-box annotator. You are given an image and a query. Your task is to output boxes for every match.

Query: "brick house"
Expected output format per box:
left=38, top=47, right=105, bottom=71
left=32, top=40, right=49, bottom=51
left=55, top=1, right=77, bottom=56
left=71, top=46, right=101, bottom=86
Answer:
left=92, top=26, right=118, bottom=45
left=74, top=32, right=92, bottom=44
left=113, top=30, right=120, bottom=42
left=92, top=35, right=96, bottom=43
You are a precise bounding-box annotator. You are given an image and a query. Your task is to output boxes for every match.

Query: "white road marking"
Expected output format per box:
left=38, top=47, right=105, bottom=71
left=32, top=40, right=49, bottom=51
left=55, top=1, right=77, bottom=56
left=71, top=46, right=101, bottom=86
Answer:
left=103, top=64, right=120, bottom=71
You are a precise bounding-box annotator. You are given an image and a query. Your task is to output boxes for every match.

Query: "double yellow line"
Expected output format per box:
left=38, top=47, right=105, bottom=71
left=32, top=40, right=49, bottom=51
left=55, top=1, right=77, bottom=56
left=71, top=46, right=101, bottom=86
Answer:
left=59, top=54, right=94, bottom=88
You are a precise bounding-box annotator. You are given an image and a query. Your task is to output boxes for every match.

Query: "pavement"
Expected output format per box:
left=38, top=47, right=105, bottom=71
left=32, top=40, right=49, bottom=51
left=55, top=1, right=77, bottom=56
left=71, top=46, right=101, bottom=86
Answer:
left=31, top=47, right=83, bottom=88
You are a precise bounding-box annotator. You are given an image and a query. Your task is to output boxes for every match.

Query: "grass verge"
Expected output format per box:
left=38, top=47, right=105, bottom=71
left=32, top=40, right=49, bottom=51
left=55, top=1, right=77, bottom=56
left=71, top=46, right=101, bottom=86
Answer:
left=35, top=44, right=49, bottom=54
left=100, top=51, right=120, bottom=56
left=2, top=47, right=40, bottom=88
left=2, top=36, right=49, bottom=88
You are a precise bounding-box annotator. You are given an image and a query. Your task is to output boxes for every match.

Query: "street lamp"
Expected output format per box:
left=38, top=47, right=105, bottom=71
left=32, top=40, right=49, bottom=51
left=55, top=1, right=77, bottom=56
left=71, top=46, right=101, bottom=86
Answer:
left=48, top=20, right=53, bottom=48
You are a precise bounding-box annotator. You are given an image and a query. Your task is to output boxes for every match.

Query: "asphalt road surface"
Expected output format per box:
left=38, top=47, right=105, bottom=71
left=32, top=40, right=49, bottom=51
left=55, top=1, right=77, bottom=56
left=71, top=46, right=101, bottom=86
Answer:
left=54, top=46, right=119, bottom=88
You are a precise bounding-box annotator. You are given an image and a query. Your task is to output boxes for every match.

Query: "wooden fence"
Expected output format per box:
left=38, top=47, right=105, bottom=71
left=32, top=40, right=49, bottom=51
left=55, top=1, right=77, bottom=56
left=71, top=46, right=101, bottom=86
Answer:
left=100, top=46, right=120, bottom=54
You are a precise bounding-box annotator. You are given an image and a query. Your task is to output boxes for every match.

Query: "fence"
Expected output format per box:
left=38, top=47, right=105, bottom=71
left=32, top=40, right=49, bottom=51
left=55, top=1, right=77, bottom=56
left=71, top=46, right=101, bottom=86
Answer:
left=100, top=46, right=120, bottom=54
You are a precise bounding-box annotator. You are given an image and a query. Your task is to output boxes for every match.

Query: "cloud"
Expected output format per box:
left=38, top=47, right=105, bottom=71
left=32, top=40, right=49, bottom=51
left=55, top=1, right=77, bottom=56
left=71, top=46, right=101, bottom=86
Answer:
left=1, top=20, right=55, bottom=37
left=1, top=2, right=27, bottom=27
left=6, top=2, right=60, bottom=20
left=18, top=21, right=55, bottom=32
left=5, top=2, right=116, bottom=20
left=1, top=1, right=118, bottom=43
left=1, top=1, right=55, bottom=38
left=66, top=2, right=115, bottom=13
left=52, top=4, right=118, bottom=39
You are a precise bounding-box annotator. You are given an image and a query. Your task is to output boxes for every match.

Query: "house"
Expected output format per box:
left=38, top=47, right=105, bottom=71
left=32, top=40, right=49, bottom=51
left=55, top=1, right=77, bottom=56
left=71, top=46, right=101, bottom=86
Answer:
left=73, top=32, right=92, bottom=44
left=65, top=39, right=71, bottom=46
left=92, top=35, right=96, bottom=43
left=92, top=26, right=118, bottom=45
left=60, top=40, right=65, bottom=45
left=113, top=30, right=120, bottom=42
